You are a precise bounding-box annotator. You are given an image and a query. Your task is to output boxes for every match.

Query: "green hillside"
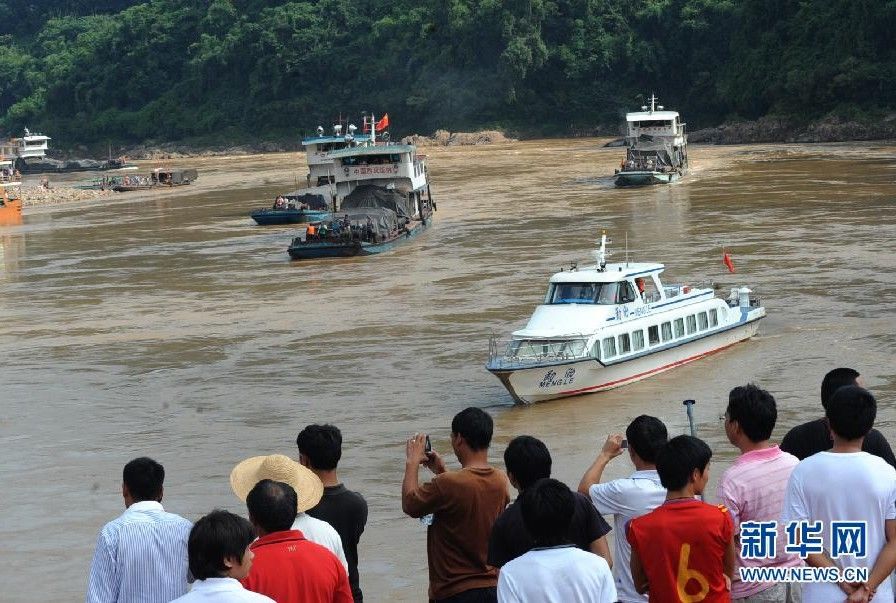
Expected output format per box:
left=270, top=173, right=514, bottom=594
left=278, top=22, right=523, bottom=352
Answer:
left=1, top=0, right=893, bottom=145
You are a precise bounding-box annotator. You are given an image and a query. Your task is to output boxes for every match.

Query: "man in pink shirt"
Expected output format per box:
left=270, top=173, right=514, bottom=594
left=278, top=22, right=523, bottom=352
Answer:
left=718, top=384, right=801, bottom=602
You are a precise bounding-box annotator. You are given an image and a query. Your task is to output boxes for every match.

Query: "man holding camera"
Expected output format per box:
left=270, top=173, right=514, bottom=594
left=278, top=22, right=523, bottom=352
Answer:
left=402, top=407, right=510, bottom=603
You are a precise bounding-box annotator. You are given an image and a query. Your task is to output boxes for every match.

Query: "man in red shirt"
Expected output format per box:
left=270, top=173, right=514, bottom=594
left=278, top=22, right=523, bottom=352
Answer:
left=627, top=435, right=735, bottom=602
left=240, top=479, right=353, bottom=603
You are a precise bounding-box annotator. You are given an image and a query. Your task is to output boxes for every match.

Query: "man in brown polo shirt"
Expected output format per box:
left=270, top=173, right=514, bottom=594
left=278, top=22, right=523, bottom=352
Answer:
left=402, top=407, right=510, bottom=603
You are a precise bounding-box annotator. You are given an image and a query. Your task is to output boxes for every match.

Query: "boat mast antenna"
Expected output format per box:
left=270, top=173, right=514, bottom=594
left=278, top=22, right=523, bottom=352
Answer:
left=649, top=93, right=657, bottom=113
left=625, top=231, right=629, bottom=267
left=594, top=230, right=609, bottom=271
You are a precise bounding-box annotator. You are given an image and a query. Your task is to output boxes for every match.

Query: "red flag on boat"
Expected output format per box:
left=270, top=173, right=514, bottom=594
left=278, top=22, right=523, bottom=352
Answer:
left=375, top=113, right=390, bottom=132
left=723, top=251, right=736, bottom=273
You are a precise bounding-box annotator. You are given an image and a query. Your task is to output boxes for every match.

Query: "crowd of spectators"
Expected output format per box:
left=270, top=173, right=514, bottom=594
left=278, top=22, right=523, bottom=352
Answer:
left=86, top=367, right=896, bottom=602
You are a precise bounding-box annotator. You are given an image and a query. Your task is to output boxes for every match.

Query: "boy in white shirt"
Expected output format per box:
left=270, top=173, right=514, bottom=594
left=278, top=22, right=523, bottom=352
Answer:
left=782, top=385, right=896, bottom=602
left=498, top=478, right=616, bottom=603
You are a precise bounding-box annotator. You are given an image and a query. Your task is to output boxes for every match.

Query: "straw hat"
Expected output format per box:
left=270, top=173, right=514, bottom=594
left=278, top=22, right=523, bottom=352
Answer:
left=230, top=454, right=324, bottom=513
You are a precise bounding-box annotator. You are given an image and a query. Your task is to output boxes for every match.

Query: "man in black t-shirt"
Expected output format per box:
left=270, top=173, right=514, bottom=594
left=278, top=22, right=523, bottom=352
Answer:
left=781, top=367, right=896, bottom=467
left=487, top=435, right=612, bottom=568
left=297, top=424, right=369, bottom=602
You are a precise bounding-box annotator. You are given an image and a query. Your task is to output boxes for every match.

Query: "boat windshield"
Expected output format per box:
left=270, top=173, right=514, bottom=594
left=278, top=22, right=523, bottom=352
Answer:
left=548, top=282, right=622, bottom=305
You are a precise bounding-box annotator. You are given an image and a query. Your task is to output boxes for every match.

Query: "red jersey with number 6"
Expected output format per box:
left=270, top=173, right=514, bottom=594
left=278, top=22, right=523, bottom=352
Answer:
left=627, top=499, right=734, bottom=603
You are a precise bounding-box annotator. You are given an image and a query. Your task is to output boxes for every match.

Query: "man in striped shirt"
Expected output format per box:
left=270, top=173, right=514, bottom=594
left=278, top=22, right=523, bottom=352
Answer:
left=718, top=385, right=801, bottom=602
left=86, top=457, right=192, bottom=603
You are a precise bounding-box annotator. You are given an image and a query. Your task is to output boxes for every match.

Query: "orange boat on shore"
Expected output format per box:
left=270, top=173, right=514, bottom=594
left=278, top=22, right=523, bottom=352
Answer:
left=0, top=186, right=23, bottom=226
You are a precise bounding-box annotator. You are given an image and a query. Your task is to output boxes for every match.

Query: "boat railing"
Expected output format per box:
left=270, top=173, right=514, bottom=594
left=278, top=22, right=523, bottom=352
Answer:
left=488, top=335, right=592, bottom=369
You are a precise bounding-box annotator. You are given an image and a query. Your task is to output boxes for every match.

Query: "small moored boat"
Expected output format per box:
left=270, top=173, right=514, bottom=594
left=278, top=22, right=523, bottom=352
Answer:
left=486, top=234, right=765, bottom=403
left=111, top=168, right=198, bottom=192
left=251, top=193, right=331, bottom=225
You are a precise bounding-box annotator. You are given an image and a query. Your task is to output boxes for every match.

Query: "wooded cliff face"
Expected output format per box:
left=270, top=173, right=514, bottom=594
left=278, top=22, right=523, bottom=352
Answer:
left=1, top=0, right=893, bottom=144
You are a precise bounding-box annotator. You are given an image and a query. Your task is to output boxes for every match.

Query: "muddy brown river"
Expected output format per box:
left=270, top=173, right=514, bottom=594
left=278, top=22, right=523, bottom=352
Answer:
left=1, top=139, right=895, bottom=601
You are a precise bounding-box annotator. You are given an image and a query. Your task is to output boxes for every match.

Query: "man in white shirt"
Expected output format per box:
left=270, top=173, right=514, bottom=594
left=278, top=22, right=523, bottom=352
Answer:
left=578, top=415, right=668, bottom=603
left=172, top=510, right=274, bottom=603
left=498, top=478, right=616, bottom=602
left=86, top=457, right=192, bottom=603
left=229, top=454, right=348, bottom=570
left=783, top=385, right=896, bottom=602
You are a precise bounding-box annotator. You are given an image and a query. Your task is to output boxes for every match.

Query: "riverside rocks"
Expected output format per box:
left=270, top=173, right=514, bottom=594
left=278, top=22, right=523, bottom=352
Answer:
left=689, top=115, right=896, bottom=145
left=402, top=130, right=516, bottom=147
left=13, top=185, right=114, bottom=208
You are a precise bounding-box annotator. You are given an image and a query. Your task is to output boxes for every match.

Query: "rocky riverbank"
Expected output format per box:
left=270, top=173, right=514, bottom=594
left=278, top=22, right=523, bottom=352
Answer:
left=689, top=114, right=896, bottom=145
left=12, top=185, right=114, bottom=208
left=401, top=130, right=516, bottom=146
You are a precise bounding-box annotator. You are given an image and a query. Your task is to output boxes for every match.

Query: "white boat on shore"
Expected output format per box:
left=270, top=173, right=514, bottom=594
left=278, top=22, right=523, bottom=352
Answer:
left=615, top=95, right=688, bottom=186
left=486, top=234, right=765, bottom=403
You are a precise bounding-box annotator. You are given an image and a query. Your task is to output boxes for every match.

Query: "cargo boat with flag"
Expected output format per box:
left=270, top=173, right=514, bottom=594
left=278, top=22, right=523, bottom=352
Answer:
left=486, top=234, right=764, bottom=403
left=614, top=95, right=688, bottom=186
left=251, top=115, right=384, bottom=225
left=287, top=114, right=435, bottom=260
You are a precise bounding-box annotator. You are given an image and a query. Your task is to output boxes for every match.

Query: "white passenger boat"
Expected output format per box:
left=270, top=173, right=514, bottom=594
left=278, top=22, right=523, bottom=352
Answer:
left=486, top=234, right=765, bottom=403
left=615, top=95, right=688, bottom=186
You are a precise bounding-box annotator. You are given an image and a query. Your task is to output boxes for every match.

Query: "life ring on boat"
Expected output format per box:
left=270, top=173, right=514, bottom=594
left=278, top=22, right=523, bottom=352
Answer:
left=682, top=286, right=691, bottom=294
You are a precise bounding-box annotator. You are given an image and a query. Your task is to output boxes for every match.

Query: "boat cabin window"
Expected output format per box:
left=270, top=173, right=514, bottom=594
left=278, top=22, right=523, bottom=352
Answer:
left=686, top=315, right=697, bottom=334
left=640, top=277, right=661, bottom=303
left=648, top=325, right=660, bottom=346
left=632, top=330, right=645, bottom=351
left=617, top=282, right=637, bottom=304
left=511, top=339, right=587, bottom=359
left=618, top=333, right=631, bottom=354
left=548, top=282, right=629, bottom=305
left=602, top=337, right=617, bottom=359
left=709, top=309, right=719, bottom=327
left=633, top=120, right=673, bottom=129
left=698, top=312, right=709, bottom=330
left=341, top=154, right=400, bottom=166
left=661, top=322, right=673, bottom=342
left=674, top=318, right=685, bottom=338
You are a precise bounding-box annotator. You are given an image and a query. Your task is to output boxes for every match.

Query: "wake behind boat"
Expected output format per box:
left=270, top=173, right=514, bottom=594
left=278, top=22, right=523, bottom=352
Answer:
left=615, top=95, right=688, bottom=186
left=486, top=234, right=765, bottom=403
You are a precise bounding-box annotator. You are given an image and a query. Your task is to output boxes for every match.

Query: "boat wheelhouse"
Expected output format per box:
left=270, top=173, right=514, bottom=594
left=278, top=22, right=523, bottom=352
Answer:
left=302, top=124, right=372, bottom=187
left=486, top=234, right=765, bottom=403
left=11, top=128, right=51, bottom=160
left=328, top=142, right=432, bottom=216
left=615, top=95, right=688, bottom=186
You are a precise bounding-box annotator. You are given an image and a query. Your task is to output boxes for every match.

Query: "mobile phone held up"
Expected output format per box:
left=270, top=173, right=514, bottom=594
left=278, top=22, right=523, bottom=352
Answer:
left=425, top=435, right=432, bottom=453
left=620, top=439, right=628, bottom=449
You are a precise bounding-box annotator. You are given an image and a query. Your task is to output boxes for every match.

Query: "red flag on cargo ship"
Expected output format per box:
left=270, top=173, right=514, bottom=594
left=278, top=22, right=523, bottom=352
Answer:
left=375, top=113, right=390, bottom=132
left=723, top=250, right=736, bottom=273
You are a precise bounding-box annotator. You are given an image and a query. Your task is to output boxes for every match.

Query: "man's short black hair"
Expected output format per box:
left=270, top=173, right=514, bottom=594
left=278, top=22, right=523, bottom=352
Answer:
left=188, top=510, right=255, bottom=580
left=625, top=415, right=668, bottom=463
left=123, top=457, right=164, bottom=501
left=246, top=480, right=298, bottom=534
left=451, top=407, right=493, bottom=451
left=503, top=435, right=551, bottom=490
left=656, top=435, right=712, bottom=490
left=296, top=424, right=343, bottom=471
left=821, top=368, right=861, bottom=410
left=826, top=385, right=876, bottom=441
left=520, top=478, right=575, bottom=547
left=727, top=384, right=777, bottom=442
